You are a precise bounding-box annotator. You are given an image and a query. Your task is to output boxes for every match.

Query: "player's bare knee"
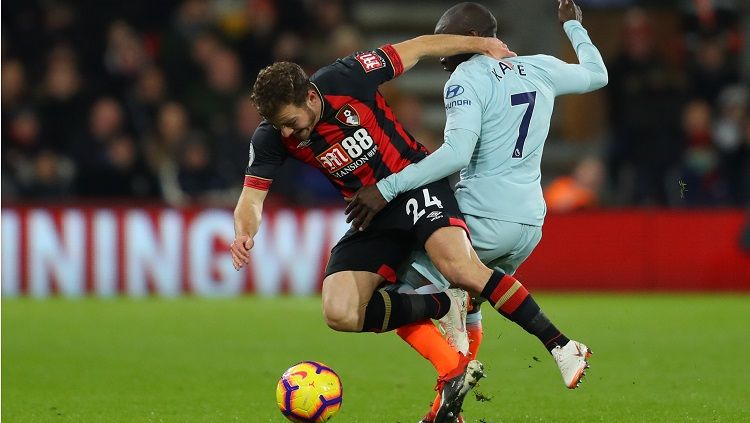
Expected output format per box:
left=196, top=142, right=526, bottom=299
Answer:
left=437, top=257, right=470, bottom=287
left=439, top=258, right=486, bottom=292
left=322, top=302, right=359, bottom=332
left=324, top=312, right=359, bottom=332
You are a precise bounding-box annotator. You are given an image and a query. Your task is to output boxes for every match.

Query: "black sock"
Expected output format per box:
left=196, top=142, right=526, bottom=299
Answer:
left=361, top=289, right=450, bottom=333
left=480, top=270, right=569, bottom=352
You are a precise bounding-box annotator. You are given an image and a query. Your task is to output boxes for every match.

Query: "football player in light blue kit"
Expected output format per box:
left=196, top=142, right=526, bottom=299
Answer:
left=346, top=1, right=607, bottom=415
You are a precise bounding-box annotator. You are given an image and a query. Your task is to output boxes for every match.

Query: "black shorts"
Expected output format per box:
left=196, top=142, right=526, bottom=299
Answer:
left=324, top=178, right=469, bottom=282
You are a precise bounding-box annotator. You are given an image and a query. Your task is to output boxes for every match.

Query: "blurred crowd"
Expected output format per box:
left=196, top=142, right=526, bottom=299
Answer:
left=2, top=0, right=358, bottom=206
left=547, top=5, right=748, bottom=211
left=2, top=0, right=749, bottom=208
left=598, top=6, right=749, bottom=208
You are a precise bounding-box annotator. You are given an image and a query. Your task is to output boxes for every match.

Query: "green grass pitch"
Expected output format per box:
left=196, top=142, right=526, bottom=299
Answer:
left=3, top=295, right=750, bottom=422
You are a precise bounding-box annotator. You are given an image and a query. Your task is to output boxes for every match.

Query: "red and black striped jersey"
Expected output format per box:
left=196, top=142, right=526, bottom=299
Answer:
left=244, top=44, right=428, bottom=198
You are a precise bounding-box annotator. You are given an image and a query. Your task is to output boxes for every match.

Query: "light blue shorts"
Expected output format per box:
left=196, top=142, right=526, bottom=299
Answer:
left=397, top=214, right=542, bottom=292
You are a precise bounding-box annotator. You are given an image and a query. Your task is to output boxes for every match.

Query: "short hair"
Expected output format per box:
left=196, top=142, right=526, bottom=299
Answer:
left=436, top=2, right=497, bottom=37
left=250, top=62, right=311, bottom=120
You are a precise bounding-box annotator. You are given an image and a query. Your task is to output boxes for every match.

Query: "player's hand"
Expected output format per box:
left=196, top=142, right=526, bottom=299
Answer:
left=558, top=0, right=582, bottom=24
left=230, top=235, right=254, bottom=270
left=344, top=185, right=388, bottom=231
left=484, top=37, right=517, bottom=59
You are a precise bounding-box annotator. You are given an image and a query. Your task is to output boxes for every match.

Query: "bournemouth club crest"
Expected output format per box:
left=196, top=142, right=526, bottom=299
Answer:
left=335, top=104, right=360, bottom=127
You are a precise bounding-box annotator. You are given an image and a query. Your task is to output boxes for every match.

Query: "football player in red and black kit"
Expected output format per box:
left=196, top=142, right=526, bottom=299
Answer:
left=231, top=34, right=516, bottom=423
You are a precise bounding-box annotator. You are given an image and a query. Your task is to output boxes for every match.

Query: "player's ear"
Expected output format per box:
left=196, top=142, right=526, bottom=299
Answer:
left=306, top=88, right=317, bottom=106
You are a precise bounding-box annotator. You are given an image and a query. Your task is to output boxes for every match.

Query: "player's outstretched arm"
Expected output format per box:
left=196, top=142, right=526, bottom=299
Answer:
left=549, top=0, right=608, bottom=94
left=345, top=128, right=477, bottom=230
left=378, top=128, right=477, bottom=201
left=392, top=34, right=515, bottom=73
left=231, top=186, right=267, bottom=270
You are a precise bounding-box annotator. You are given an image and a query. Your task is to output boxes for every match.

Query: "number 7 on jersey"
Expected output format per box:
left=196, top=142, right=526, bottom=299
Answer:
left=510, top=91, right=536, bottom=158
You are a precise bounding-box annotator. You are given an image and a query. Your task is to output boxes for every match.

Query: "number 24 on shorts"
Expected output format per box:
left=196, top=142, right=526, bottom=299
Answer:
left=406, top=188, right=443, bottom=224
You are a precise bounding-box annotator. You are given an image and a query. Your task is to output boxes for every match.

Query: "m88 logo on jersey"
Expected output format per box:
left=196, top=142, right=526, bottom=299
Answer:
left=316, top=128, right=375, bottom=173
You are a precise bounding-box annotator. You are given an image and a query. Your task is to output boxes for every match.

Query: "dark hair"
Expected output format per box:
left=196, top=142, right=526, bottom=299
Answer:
left=250, top=62, right=311, bottom=120
left=435, top=2, right=498, bottom=37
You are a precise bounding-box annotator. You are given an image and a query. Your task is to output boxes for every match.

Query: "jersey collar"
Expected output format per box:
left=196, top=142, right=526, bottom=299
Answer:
left=310, top=82, right=337, bottom=124
left=310, top=82, right=326, bottom=120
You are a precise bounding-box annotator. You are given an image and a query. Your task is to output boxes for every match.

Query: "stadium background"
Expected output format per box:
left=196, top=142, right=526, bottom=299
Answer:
left=2, top=0, right=749, bottom=295
left=2, top=0, right=750, bottom=422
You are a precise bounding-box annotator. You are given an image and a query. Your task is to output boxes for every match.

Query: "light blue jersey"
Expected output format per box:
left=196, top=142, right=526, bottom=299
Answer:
left=384, top=20, right=607, bottom=297
left=377, top=20, right=607, bottom=226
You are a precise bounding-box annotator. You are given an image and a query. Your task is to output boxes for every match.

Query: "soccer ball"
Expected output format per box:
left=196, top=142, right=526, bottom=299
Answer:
left=276, top=361, right=343, bottom=422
